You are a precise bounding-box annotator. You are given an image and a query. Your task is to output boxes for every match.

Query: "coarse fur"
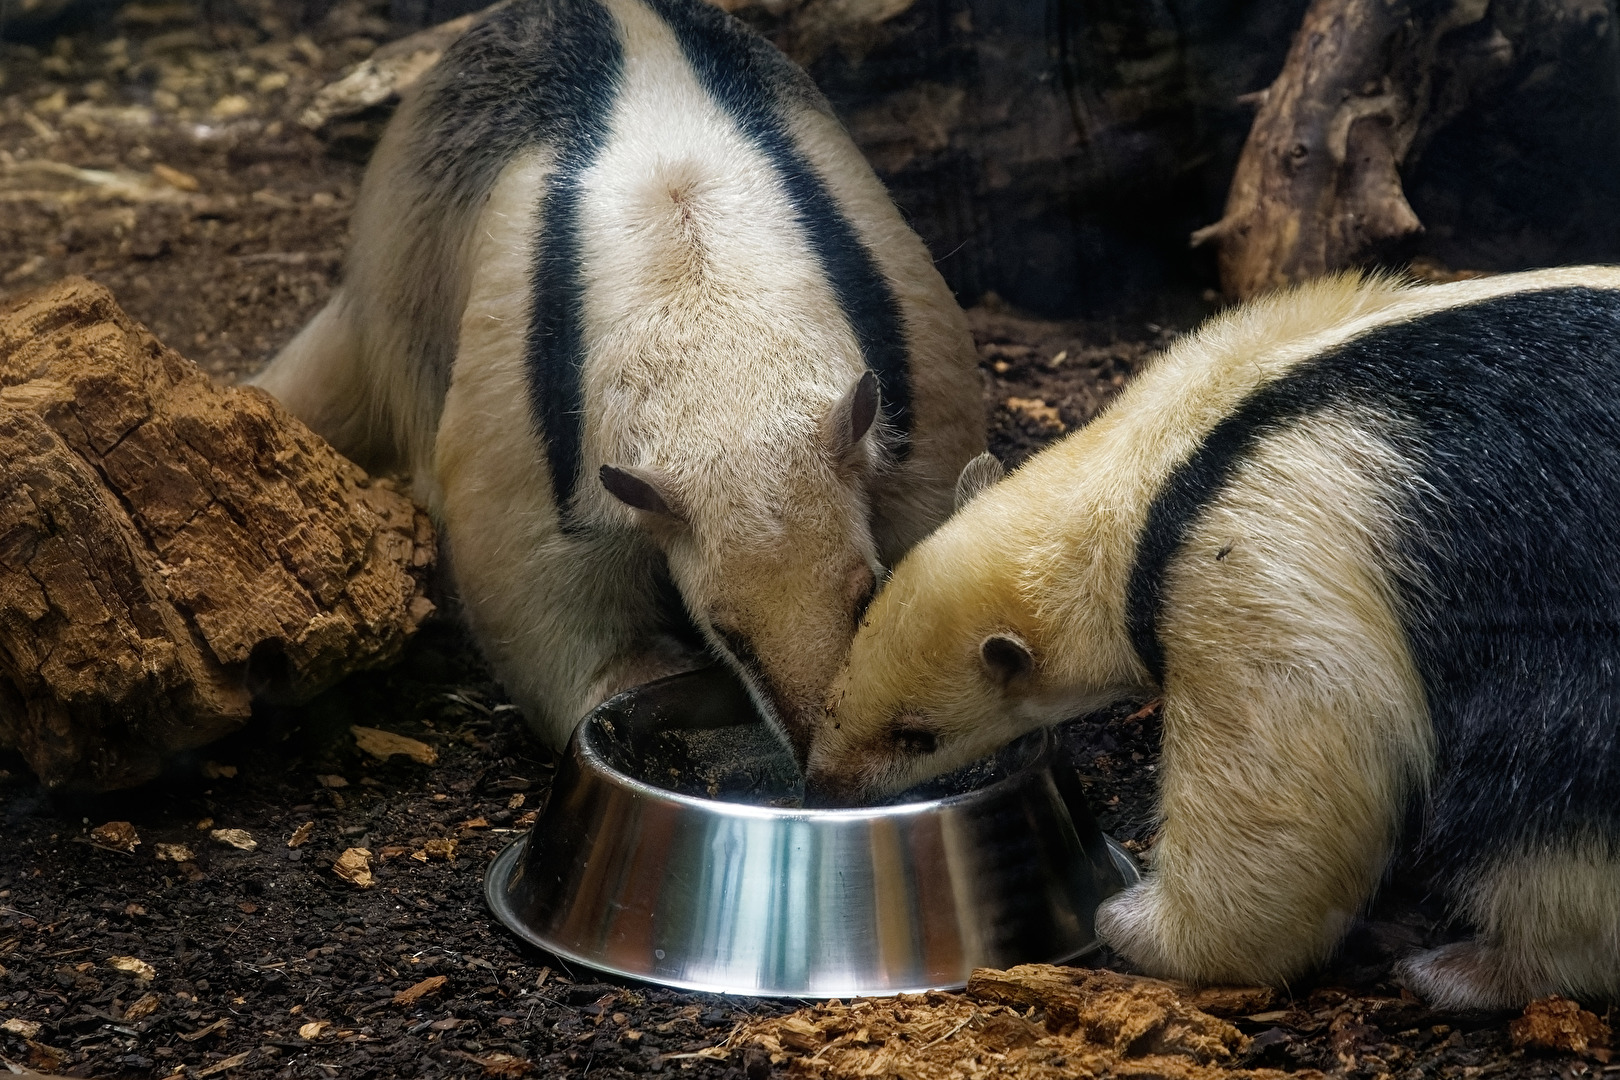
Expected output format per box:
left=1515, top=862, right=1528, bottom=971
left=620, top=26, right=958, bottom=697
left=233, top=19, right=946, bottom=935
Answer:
left=807, top=266, right=1620, bottom=1007
left=253, top=0, right=984, bottom=753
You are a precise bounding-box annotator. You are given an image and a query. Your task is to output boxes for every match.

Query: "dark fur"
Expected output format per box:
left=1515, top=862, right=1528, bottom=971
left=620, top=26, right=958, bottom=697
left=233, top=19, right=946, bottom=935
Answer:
left=1128, top=286, right=1620, bottom=895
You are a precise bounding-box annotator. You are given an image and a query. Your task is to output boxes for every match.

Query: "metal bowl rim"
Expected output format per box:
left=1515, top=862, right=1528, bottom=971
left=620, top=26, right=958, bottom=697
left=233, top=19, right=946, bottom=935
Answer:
left=483, top=834, right=1134, bottom=998
left=575, top=717, right=1054, bottom=822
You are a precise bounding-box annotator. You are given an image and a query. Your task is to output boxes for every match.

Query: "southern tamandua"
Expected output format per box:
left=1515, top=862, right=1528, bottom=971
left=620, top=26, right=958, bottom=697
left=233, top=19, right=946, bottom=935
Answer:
left=252, top=0, right=985, bottom=756
left=807, top=267, right=1620, bottom=1010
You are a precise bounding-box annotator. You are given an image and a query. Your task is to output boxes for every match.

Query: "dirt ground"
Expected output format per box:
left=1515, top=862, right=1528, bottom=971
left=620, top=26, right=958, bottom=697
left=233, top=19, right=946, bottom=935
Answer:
left=0, top=0, right=1609, bottom=1077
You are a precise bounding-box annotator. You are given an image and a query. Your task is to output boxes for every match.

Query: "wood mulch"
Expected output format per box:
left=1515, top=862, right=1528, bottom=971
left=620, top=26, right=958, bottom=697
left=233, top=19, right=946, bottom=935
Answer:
left=0, top=0, right=1610, bottom=1077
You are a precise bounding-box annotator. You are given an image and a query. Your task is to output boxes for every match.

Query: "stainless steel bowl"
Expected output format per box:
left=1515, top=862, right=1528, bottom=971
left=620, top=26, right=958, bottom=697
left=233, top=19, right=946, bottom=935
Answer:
left=486, top=667, right=1137, bottom=997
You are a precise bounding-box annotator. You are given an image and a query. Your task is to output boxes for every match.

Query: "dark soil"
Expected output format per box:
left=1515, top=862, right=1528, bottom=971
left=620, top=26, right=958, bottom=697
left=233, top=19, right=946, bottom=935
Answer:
left=0, top=1, right=1604, bottom=1077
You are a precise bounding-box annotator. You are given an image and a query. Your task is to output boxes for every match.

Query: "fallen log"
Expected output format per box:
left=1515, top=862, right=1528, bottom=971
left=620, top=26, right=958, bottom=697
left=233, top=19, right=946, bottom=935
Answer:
left=0, top=278, right=435, bottom=791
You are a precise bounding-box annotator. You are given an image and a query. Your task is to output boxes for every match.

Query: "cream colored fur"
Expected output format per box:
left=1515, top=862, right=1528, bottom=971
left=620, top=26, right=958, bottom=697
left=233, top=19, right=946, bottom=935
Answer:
left=1399, top=842, right=1620, bottom=1008
left=811, top=265, right=1620, bottom=998
left=1097, top=408, right=1430, bottom=984
left=252, top=82, right=477, bottom=486
left=261, top=0, right=983, bottom=749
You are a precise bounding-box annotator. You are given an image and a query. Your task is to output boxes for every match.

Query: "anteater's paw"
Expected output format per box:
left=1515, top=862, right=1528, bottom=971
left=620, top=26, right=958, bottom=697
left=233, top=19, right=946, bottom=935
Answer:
left=1397, top=941, right=1531, bottom=1011
left=1095, top=881, right=1181, bottom=977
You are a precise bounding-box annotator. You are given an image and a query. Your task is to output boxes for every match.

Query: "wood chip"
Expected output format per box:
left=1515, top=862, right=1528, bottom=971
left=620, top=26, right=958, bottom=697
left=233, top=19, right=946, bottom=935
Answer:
left=1004, top=396, right=1066, bottom=433
left=124, top=993, right=161, bottom=1020
left=287, top=822, right=314, bottom=848
left=1511, top=996, right=1612, bottom=1057
left=201, top=760, right=237, bottom=778
left=393, top=975, right=448, bottom=1006
left=298, top=1020, right=330, bottom=1039
left=196, top=1049, right=252, bottom=1076
left=332, top=847, right=374, bottom=889
left=411, top=838, right=456, bottom=862
left=151, top=162, right=199, bottom=191
left=1181, top=985, right=1278, bottom=1019
left=177, top=1017, right=229, bottom=1042
left=153, top=843, right=194, bottom=862
left=464, top=1051, right=532, bottom=1076
left=317, top=774, right=349, bottom=789
left=210, top=828, right=257, bottom=850
left=2, top=1017, right=41, bottom=1038
left=107, top=955, right=157, bottom=980
left=89, top=821, right=140, bottom=853
left=351, top=725, right=438, bottom=765
left=26, top=1039, right=69, bottom=1072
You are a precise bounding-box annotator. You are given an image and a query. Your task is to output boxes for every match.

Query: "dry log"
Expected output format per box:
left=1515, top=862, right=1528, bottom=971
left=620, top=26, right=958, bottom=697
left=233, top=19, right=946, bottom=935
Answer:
left=1195, top=0, right=1497, bottom=299
left=0, top=278, right=435, bottom=791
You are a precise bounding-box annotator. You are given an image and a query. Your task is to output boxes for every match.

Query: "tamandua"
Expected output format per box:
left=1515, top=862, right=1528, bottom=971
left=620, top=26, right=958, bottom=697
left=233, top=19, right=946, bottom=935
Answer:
left=252, top=0, right=985, bottom=756
left=806, top=267, right=1620, bottom=1009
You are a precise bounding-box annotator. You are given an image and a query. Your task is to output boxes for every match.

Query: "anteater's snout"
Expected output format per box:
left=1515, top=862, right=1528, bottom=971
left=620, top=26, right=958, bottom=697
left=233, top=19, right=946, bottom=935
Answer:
left=801, top=769, right=867, bottom=809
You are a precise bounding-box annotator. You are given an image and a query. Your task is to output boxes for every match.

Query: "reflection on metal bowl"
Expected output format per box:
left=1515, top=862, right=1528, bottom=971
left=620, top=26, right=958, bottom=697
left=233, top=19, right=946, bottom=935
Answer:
left=485, top=667, right=1137, bottom=997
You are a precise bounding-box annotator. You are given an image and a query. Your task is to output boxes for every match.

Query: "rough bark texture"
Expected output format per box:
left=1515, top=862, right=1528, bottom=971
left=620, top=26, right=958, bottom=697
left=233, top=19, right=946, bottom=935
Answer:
left=0, top=277, right=435, bottom=792
left=1193, top=0, right=1433, bottom=298
left=1188, top=0, right=1593, bottom=299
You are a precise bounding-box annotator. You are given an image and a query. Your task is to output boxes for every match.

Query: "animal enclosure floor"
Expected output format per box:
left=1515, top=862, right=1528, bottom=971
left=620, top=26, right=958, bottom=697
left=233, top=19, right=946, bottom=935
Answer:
left=0, top=0, right=1606, bottom=1076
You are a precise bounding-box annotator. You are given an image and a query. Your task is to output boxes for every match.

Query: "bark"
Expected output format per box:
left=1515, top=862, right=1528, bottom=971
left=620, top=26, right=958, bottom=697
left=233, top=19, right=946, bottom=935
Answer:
left=0, top=278, right=435, bottom=791
left=1196, top=0, right=1418, bottom=298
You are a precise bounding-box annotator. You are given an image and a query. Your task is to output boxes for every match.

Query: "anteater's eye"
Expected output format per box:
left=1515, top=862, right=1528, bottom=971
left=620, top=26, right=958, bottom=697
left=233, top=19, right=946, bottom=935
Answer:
left=892, top=727, right=937, bottom=756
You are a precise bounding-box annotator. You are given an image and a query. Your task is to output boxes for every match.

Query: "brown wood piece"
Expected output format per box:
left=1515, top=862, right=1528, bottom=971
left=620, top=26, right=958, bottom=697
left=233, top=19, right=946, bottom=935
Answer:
left=0, top=278, right=435, bottom=791
left=1196, top=0, right=1491, bottom=299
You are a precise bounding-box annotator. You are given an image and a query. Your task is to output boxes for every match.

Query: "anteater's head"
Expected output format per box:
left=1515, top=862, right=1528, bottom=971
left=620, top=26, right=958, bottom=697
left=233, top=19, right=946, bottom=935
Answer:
left=801, top=525, right=1043, bottom=803
left=597, top=371, right=888, bottom=765
left=802, top=461, right=1118, bottom=805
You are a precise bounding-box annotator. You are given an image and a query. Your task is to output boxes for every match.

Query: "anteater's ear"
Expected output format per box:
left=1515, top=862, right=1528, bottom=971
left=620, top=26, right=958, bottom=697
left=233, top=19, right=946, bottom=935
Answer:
left=980, top=632, right=1034, bottom=688
left=954, top=452, right=1005, bottom=511
left=824, top=370, right=881, bottom=463
left=600, top=464, right=684, bottom=521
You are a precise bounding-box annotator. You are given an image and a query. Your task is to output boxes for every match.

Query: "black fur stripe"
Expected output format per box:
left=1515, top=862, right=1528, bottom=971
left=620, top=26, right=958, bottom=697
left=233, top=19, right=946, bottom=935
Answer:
left=1126, top=285, right=1620, bottom=876
left=644, top=0, right=915, bottom=454
left=414, top=0, right=624, bottom=517
left=518, top=0, right=624, bottom=518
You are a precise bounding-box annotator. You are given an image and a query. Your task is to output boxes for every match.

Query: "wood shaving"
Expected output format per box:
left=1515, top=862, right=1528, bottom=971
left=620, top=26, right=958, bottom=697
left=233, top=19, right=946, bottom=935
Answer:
left=728, top=965, right=1317, bottom=1080
left=351, top=725, right=438, bottom=765
left=210, top=828, right=257, bottom=850
left=1511, top=996, right=1612, bottom=1059
left=393, top=975, right=448, bottom=1006
left=89, top=821, right=140, bottom=853
left=124, top=993, right=161, bottom=1020
left=332, top=847, right=374, bottom=889
left=107, top=955, right=157, bottom=980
